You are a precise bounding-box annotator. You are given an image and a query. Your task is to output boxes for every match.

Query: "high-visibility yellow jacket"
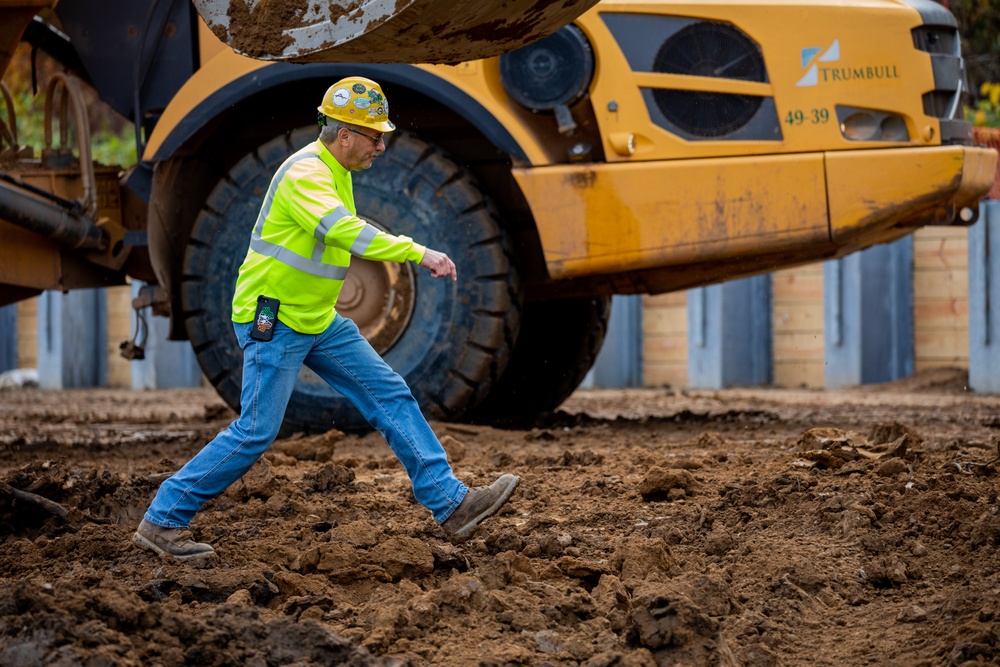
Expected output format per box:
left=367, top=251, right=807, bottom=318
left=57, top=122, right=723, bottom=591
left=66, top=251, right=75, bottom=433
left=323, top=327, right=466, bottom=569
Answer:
left=232, top=139, right=426, bottom=333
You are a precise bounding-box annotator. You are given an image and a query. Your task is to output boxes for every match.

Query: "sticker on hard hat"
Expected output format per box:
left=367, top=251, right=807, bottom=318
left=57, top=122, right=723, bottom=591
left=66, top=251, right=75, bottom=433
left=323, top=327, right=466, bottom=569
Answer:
left=331, top=88, right=351, bottom=107
left=352, top=83, right=366, bottom=94
left=368, top=106, right=383, bottom=116
left=354, top=98, right=371, bottom=109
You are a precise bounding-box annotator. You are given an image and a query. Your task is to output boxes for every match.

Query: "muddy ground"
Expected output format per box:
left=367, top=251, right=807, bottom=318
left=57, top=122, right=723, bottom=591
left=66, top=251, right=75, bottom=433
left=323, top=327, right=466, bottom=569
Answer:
left=0, top=368, right=998, bottom=666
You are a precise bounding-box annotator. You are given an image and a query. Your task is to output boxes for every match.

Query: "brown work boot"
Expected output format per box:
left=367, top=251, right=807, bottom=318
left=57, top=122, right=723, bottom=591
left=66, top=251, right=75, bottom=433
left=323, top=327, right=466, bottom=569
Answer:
left=441, top=473, right=519, bottom=539
left=132, top=519, right=216, bottom=561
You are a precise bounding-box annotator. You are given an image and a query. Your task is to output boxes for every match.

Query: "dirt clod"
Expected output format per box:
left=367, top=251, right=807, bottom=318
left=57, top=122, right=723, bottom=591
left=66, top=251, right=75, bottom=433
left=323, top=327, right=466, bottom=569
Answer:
left=637, top=467, right=696, bottom=500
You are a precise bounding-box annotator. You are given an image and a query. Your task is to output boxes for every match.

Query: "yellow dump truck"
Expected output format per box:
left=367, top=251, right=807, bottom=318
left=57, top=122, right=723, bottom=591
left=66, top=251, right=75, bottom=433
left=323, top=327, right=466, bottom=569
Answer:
left=0, top=0, right=996, bottom=431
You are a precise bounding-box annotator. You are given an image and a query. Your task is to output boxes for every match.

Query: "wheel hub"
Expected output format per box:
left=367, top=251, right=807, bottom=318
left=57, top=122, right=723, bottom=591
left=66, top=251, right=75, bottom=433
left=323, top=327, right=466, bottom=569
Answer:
left=335, top=220, right=416, bottom=355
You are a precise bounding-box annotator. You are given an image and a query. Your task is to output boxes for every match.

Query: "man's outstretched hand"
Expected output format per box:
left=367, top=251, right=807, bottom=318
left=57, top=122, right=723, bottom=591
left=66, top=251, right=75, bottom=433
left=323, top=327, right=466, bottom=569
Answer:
left=420, top=248, right=457, bottom=281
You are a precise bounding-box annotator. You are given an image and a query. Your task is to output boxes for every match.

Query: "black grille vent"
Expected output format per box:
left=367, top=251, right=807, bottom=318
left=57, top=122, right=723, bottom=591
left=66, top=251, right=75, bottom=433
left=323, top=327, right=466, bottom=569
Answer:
left=912, top=23, right=969, bottom=142
left=651, top=21, right=766, bottom=137
left=912, top=26, right=958, bottom=55
left=923, top=91, right=955, bottom=118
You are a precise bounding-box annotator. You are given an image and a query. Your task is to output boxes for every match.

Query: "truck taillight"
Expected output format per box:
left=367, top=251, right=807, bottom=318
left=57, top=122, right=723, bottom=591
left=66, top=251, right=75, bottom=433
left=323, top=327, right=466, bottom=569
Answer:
left=837, top=108, right=910, bottom=142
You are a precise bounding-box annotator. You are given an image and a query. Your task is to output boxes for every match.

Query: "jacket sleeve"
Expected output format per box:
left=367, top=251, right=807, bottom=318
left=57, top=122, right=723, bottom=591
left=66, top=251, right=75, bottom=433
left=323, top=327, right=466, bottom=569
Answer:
left=286, top=163, right=426, bottom=263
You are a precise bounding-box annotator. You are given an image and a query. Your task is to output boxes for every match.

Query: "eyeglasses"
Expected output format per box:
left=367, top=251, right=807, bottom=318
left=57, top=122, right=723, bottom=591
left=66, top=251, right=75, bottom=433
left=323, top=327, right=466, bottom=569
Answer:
left=346, top=128, right=385, bottom=146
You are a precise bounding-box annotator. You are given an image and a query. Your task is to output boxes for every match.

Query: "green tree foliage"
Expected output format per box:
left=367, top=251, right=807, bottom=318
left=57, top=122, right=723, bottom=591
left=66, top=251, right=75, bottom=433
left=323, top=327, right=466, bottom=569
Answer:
left=948, top=0, right=1000, bottom=91
left=2, top=43, right=135, bottom=167
left=968, top=82, right=1000, bottom=127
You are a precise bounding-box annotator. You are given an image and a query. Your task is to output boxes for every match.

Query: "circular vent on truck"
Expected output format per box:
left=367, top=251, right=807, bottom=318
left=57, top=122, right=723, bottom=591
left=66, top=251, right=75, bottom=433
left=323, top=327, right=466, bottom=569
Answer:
left=500, top=24, right=594, bottom=111
left=652, top=21, right=766, bottom=138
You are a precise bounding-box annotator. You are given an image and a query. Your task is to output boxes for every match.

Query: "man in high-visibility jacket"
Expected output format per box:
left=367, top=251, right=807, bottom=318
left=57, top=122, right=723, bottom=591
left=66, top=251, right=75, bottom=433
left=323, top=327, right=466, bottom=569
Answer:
left=133, top=77, right=519, bottom=561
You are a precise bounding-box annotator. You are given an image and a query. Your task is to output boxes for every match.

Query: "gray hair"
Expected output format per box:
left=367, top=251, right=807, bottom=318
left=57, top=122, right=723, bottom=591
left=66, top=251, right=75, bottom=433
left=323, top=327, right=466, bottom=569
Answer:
left=319, top=118, right=348, bottom=144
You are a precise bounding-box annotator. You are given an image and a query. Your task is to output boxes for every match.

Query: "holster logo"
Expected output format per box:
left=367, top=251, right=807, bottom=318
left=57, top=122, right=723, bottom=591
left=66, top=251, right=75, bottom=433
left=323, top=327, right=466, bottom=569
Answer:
left=797, top=40, right=900, bottom=86
left=256, top=306, right=275, bottom=333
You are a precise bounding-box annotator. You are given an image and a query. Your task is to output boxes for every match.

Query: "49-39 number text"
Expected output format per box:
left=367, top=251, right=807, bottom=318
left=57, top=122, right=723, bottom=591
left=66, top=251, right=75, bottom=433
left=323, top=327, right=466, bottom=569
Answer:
left=785, top=108, right=830, bottom=125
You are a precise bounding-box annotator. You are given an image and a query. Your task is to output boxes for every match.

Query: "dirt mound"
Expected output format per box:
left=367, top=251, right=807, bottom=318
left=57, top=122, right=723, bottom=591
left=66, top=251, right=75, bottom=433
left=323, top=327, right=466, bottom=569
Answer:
left=859, top=367, right=971, bottom=394
left=1, top=460, right=153, bottom=538
left=1, top=386, right=1000, bottom=665
left=0, top=579, right=384, bottom=666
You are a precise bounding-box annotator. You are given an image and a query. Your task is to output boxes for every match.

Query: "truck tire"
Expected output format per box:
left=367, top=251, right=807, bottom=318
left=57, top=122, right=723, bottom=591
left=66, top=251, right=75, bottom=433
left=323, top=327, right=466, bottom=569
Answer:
left=468, top=295, right=611, bottom=426
left=180, top=128, right=520, bottom=433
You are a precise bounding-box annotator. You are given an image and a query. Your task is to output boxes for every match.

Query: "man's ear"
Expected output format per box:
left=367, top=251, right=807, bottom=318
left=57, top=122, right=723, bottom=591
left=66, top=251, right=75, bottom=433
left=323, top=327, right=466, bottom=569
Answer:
left=338, top=127, right=351, bottom=146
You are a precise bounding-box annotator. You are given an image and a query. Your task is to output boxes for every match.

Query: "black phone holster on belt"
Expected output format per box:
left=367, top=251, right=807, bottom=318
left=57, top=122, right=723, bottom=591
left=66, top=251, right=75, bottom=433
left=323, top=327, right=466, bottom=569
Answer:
left=250, top=296, right=280, bottom=341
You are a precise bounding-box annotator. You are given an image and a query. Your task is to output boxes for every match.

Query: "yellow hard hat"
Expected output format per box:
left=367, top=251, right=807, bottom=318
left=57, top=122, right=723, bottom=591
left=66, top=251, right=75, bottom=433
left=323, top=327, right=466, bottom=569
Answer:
left=318, top=76, right=396, bottom=133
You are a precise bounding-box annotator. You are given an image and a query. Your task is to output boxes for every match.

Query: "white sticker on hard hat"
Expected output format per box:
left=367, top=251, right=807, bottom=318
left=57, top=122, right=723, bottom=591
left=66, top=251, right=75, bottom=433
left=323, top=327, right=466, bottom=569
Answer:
left=331, top=87, right=351, bottom=107
left=354, top=98, right=371, bottom=109
left=368, top=106, right=384, bottom=116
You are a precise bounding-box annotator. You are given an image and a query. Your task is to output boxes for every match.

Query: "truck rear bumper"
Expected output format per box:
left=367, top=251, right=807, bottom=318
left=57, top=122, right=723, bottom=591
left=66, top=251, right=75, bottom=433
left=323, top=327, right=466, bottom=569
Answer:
left=826, top=145, right=997, bottom=245
left=513, top=145, right=998, bottom=281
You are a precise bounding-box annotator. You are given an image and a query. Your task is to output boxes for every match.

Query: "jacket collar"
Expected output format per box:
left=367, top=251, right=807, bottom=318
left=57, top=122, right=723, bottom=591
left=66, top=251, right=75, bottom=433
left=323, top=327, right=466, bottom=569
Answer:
left=315, top=139, right=349, bottom=178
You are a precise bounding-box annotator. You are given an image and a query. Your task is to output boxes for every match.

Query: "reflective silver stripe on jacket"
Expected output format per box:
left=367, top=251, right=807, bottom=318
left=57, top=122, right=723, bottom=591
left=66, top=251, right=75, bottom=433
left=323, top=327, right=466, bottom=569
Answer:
left=251, top=152, right=317, bottom=238
left=249, top=237, right=350, bottom=280
left=315, top=206, right=352, bottom=241
left=350, top=224, right=380, bottom=256
left=248, top=151, right=348, bottom=280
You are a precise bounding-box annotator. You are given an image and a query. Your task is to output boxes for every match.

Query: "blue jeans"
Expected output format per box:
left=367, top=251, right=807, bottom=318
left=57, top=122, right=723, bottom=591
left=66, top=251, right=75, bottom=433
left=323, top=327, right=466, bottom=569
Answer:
left=145, top=315, right=467, bottom=527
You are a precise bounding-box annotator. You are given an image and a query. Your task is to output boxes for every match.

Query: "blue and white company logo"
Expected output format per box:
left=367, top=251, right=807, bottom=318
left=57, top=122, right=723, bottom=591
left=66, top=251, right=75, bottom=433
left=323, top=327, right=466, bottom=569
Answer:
left=797, top=39, right=900, bottom=87
left=797, top=40, right=840, bottom=86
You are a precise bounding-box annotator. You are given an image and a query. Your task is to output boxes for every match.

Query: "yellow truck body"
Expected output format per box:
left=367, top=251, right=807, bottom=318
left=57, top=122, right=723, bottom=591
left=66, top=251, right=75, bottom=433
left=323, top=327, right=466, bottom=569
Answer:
left=147, top=1, right=996, bottom=297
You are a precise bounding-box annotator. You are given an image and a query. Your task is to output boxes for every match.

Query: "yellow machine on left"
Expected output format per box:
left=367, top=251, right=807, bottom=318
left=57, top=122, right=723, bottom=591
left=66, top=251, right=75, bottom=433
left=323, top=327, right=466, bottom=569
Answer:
left=0, top=0, right=600, bottom=303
